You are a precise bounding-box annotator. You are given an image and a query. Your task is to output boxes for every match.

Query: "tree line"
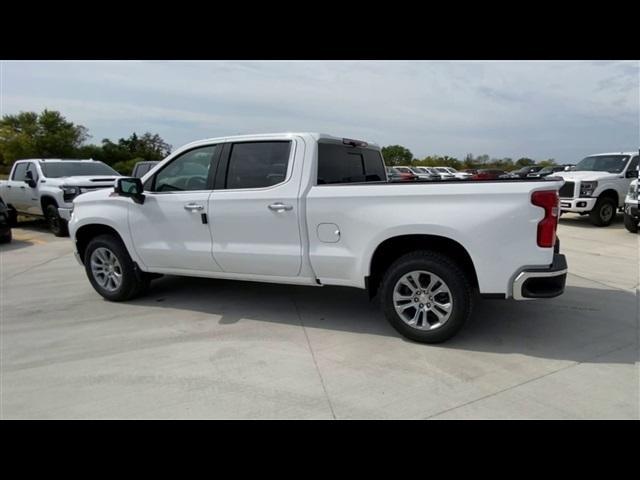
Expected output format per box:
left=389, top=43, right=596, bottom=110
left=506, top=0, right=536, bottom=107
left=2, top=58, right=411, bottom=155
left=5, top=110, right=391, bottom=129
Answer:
left=0, top=110, right=172, bottom=175
left=1, top=110, right=559, bottom=176
left=381, top=145, right=558, bottom=171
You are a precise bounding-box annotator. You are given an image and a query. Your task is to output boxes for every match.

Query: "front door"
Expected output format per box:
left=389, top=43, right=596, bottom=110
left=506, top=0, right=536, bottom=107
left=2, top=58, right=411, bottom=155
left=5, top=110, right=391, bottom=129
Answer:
left=209, top=139, right=303, bottom=277
left=24, top=162, right=42, bottom=215
left=128, top=144, right=222, bottom=272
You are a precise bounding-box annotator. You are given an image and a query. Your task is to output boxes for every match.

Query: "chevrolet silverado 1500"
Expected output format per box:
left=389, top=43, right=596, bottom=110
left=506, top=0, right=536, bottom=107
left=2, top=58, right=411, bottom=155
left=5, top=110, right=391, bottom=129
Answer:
left=68, top=133, right=567, bottom=343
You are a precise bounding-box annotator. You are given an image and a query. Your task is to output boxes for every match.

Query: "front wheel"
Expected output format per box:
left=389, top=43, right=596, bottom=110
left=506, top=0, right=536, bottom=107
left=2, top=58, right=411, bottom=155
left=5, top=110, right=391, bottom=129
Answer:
left=84, top=234, right=151, bottom=301
left=624, top=212, right=639, bottom=233
left=44, top=203, right=68, bottom=237
left=0, top=229, right=11, bottom=243
left=589, top=196, right=616, bottom=227
left=6, top=206, right=18, bottom=227
left=379, top=251, right=473, bottom=343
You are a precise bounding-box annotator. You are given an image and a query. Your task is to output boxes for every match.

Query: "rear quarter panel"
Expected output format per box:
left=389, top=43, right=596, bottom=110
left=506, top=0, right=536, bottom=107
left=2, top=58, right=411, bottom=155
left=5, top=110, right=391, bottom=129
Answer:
left=306, top=180, right=562, bottom=294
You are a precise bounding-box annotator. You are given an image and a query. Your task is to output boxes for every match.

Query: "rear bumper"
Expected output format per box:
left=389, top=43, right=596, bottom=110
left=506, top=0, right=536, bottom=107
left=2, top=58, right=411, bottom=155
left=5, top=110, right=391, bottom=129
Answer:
left=512, top=253, right=568, bottom=300
left=559, top=197, right=597, bottom=213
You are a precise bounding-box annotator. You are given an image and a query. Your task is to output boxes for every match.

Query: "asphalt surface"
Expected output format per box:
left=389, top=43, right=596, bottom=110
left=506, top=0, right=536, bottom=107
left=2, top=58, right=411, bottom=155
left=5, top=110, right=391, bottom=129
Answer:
left=1, top=213, right=638, bottom=419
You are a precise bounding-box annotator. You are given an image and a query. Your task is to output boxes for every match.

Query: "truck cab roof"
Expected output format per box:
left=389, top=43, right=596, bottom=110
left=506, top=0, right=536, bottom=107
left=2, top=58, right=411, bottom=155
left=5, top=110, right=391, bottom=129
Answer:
left=179, top=133, right=380, bottom=150
left=586, top=152, right=637, bottom=157
left=15, top=158, right=98, bottom=163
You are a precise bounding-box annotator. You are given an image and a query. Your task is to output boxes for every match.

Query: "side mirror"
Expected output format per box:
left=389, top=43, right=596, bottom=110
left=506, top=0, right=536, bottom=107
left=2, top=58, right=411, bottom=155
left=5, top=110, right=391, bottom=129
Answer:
left=627, top=169, right=638, bottom=178
left=24, top=170, right=37, bottom=188
left=115, top=177, right=145, bottom=204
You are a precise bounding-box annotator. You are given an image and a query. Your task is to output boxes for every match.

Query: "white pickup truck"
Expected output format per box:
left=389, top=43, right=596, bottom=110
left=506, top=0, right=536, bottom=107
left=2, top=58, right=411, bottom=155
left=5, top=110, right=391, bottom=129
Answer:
left=0, top=159, right=121, bottom=236
left=68, top=133, right=567, bottom=343
left=556, top=152, right=639, bottom=226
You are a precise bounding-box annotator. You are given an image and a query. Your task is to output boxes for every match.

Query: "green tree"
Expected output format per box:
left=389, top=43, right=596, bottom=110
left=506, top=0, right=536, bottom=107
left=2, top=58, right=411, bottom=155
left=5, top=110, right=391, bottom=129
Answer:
left=381, top=145, right=413, bottom=166
left=98, top=132, right=172, bottom=167
left=0, top=110, right=88, bottom=167
left=112, top=157, right=145, bottom=175
left=539, top=158, right=557, bottom=167
left=515, top=157, right=535, bottom=168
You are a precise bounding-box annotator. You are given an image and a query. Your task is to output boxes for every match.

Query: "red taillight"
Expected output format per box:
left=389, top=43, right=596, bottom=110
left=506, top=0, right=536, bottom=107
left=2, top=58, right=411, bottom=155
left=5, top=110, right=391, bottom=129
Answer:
left=531, top=190, right=559, bottom=248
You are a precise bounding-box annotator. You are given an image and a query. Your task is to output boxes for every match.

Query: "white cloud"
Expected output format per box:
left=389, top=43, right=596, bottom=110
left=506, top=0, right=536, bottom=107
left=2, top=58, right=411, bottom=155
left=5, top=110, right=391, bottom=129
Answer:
left=1, top=60, right=638, bottom=162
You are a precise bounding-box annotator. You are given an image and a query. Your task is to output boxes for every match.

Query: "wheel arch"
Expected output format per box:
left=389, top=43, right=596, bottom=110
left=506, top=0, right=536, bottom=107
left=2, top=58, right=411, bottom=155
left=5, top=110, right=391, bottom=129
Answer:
left=366, top=234, right=479, bottom=299
left=598, top=189, right=619, bottom=205
left=75, top=223, right=128, bottom=264
left=40, top=195, right=58, bottom=211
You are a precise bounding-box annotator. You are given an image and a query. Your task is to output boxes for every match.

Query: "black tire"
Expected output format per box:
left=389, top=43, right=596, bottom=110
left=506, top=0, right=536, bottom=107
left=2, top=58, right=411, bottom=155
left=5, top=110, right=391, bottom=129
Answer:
left=379, top=250, right=473, bottom=343
left=44, top=203, right=68, bottom=237
left=589, top=196, right=616, bottom=227
left=84, top=234, right=151, bottom=301
left=0, top=229, right=11, bottom=244
left=624, top=213, right=639, bottom=233
left=6, top=206, right=18, bottom=227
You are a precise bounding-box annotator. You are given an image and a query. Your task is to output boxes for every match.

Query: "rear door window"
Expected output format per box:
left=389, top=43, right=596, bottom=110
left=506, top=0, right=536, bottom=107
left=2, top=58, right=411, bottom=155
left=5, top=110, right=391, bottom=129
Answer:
left=224, top=141, right=292, bottom=189
left=317, top=143, right=386, bottom=185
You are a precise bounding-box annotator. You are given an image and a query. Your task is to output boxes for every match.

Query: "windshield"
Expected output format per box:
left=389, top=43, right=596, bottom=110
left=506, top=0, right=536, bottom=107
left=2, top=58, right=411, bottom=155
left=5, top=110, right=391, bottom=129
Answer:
left=445, top=168, right=457, bottom=174
left=396, top=167, right=411, bottom=173
left=574, top=155, right=630, bottom=174
left=40, top=161, right=119, bottom=178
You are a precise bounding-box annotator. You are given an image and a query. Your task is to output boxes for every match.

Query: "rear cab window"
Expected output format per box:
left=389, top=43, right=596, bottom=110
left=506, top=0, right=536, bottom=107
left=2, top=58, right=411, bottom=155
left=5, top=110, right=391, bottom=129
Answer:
left=316, top=141, right=386, bottom=185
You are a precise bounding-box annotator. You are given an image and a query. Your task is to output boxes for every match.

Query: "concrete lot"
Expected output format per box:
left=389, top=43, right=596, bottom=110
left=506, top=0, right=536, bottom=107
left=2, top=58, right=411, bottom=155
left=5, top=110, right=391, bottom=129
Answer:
left=1, top=214, right=638, bottom=419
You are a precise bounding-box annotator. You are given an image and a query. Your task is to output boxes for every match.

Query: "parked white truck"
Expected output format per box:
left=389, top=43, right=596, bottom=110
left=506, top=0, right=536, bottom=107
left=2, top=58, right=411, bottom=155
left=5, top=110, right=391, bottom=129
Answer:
left=68, top=133, right=567, bottom=343
left=0, top=159, right=120, bottom=236
left=556, top=152, right=639, bottom=226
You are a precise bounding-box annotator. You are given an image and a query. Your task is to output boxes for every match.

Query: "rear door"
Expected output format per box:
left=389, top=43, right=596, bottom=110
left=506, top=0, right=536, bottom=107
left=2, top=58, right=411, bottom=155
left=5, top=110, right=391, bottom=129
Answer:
left=209, top=139, right=303, bottom=276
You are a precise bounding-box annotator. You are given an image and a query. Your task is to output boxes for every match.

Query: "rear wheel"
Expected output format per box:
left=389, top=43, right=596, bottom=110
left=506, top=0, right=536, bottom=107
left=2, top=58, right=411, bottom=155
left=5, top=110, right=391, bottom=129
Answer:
left=84, top=234, right=151, bottom=301
left=379, top=251, right=473, bottom=343
left=44, top=203, right=68, bottom=237
left=589, top=196, right=616, bottom=227
left=624, top=212, right=639, bottom=233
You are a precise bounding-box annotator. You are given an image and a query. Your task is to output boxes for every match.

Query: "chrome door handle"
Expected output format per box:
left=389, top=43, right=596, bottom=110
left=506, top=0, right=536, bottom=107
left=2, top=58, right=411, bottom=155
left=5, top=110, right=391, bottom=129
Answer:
left=268, top=203, right=293, bottom=212
left=184, top=203, right=204, bottom=211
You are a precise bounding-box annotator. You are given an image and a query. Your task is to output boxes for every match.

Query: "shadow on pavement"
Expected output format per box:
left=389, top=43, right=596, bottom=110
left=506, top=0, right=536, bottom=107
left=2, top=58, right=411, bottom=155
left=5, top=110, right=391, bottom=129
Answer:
left=15, top=218, right=50, bottom=233
left=0, top=238, right=36, bottom=252
left=125, top=275, right=638, bottom=365
left=559, top=212, right=624, bottom=229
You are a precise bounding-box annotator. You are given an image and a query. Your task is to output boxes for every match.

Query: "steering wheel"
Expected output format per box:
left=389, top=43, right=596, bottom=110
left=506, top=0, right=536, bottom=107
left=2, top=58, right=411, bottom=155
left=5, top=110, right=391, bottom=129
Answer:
left=186, top=176, right=207, bottom=190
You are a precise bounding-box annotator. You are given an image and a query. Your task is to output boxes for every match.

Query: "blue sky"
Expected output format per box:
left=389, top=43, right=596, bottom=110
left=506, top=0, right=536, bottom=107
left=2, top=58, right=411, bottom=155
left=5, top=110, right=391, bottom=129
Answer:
left=1, top=60, right=638, bottom=163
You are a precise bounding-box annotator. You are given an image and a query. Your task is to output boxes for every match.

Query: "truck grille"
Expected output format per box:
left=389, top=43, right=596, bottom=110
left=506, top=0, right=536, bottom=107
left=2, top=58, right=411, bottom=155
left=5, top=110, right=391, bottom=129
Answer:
left=559, top=181, right=575, bottom=198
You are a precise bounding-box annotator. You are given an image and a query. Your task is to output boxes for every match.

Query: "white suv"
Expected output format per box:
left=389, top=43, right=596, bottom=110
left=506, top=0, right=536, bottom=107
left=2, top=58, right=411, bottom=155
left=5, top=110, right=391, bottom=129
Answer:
left=557, top=152, right=639, bottom=226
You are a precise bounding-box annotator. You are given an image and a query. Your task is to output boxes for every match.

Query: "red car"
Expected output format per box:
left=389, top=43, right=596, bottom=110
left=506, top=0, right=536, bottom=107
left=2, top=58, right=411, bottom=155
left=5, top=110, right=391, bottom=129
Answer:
left=471, top=169, right=508, bottom=180
left=387, top=166, right=417, bottom=182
